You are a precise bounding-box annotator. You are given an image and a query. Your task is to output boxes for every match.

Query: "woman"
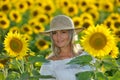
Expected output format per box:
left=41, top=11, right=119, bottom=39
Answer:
left=39, top=15, right=92, bottom=80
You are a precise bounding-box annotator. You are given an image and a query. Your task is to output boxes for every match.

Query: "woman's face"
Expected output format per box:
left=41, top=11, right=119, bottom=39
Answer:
left=52, top=30, right=70, bottom=48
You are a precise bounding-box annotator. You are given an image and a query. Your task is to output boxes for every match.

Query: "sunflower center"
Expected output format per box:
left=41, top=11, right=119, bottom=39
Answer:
left=64, top=2, right=68, bottom=6
left=19, top=4, right=24, bottom=9
left=106, top=21, right=111, bottom=28
left=10, top=38, right=23, bottom=53
left=115, top=31, right=120, bottom=38
left=104, top=4, right=109, bottom=9
left=13, top=13, right=18, bottom=19
left=91, top=13, right=96, bottom=19
left=0, top=20, right=6, bottom=25
left=83, top=22, right=90, bottom=28
left=74, top=21, right=79, bottom=26
left=39, top=40, right=46, bottom=46
left=26, top=1, right=31, bottom=6
left=35, top=25, right=41, bottom=30
left=2, top=5, right=9, bottom=11
left=39, top=18, right=45, bottom=22
left=89, top=32, right=107, bottom=50
left=33, top=11, right=38, bottom=16
left=81, top=2, right=86, bottom=6
left=24, top=27, right=29, bottom=32
left=45, top=5, right=51, bottom=11
left=83, top=16, right=89, bottom=20
left=38, top=3, right=42, bottom=6
left=86, top=7, right=92, bottom=12
left=0, top=15, right=3, bottom=18
left=95, top=3, right=99, bottom=7
left=69, top=7, right=74, bottom=12
left=114, top=22, right=120, bottom=28
left=111, top=16, right=118, bottom=20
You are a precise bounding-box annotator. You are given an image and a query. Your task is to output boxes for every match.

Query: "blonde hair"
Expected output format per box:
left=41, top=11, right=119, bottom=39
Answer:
left=49, top=30, right=83, bottom=57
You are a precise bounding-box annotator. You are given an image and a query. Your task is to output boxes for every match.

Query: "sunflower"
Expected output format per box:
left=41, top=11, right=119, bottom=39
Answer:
left=103, top=18, right=114, bottom=28
left=33, top=22, right=45, bottom=34
left=25, top=0, right=34, bottom=9
left=15, top=1, right=28, bottom=13
left=21, top=24, right=33, bottom=35
left=35, top=39, right=49, bottom=50
left=9, top=26, right=20, bottom=33
left=113, top=29, right=120, bottom=42
left=59, top=0, right=71, bottom=8
left=88, top=9, right=99, bottom=21
left=0, top=12, right=7, bottom=19
left=0, top=17, right=10, bottom=29
left=115, top=0, right=120, bottom=6
left=36, top=14, right=49, bottom=25
left=62, top=4, right=78, bottom=17
left=81, top=24, right=115, bottom=58
left=84, top=4, right=97, bottom=12
left=4, top=31, right=29, bottom=58
left=22, top=34, right=32, bottom=41
left=28, top=18, right=37, bottom=26
left=100, top=1, right=113, bottom=12
left=72, top=16, right=82, bottom=28
left=93, top=0, right=101, bottom=10
left=81, top=19, right=94, bottom=29
left=30, top=6, right=44, bottom=18
left=35, top=0, right=45, bottom=7
left=0, top=2, right=12, bottom=13
left=43, top=1, right=55, bottom=15
left=76, top=0, right=89, bottom=12
left=109, top=46, right=119, bottom=58
left=108, top=13, right=120, bottom=21
left=0, top=0, right=9, bottom=3
left=111, top=20, right=120, bottom=31
left=80, top=12, right=93, bottom=21
left=9, top=10, right=22, bottom=23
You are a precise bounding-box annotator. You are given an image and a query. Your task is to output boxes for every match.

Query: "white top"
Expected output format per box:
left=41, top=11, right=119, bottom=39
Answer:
left=39, top=52, right=93, bottom=80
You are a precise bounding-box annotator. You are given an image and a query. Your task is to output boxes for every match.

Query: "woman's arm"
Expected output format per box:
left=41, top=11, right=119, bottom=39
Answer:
left=39, top=62, right=56, bottom=80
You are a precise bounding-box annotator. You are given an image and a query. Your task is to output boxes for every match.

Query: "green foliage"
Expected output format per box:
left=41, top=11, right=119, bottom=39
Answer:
left=28, top=55, right=49, bottom=64
left=67, top=55, right=92, bottom=66
left=76, top=71, right=94, bottom=80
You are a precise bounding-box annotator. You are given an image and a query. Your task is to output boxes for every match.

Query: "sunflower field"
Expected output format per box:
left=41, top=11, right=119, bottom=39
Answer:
left=0, top=0, right=120, bottom=80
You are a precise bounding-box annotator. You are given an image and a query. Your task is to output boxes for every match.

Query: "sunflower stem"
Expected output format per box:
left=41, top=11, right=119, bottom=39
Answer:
left=21, top=59, right=25, bottom=73
left=16, top=60, right=23, bottom=74
left=2, top=68, right=8, bottom=79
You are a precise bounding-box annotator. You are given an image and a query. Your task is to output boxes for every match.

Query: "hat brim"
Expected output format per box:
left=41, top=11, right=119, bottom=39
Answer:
left=39, top=27, right=85, bottom=36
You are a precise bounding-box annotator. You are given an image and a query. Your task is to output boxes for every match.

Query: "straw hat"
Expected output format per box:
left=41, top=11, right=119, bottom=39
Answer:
left=40, top=15, right=84, bottom=35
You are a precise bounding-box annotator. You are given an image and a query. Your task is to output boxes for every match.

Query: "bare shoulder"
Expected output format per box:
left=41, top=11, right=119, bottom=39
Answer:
left=77, top=49, right=84, bottom=55
left=46, top=54, right=59, bottom=60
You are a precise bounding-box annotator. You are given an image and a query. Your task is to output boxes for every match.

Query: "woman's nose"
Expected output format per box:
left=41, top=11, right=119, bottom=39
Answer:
left=56, top=32, right=62, bottom=39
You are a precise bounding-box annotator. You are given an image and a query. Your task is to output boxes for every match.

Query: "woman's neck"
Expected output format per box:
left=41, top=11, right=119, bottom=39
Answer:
left=59, top=45, right=74, bottom=58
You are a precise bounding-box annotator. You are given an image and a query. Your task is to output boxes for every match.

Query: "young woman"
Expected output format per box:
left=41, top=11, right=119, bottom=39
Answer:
left=39, top=15, right=92, bottom=80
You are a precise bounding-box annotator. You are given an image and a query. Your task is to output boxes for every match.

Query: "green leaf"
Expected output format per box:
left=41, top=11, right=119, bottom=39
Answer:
left=31, top=69, right=55, bottom=79
left=0, top=72, right=5, bottom=80
left=102, top=57, right=118, bottom=70
left=39, top=74, right=55, bottom=79
left=109, top=71, right=120, bottom=80
left=28, top=55, right=49, bottom=64
left=76, top=71, right=94, bottom=80
left=95, top=72, right=108, bottom=80
left=67, top=55, right=92, bottom=66
left=6, top=71, right=20, bottom=80
left=19, top=72, right=30, bottom=80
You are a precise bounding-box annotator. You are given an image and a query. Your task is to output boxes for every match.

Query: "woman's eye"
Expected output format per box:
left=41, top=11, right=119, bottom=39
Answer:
left=52, top=31, right=56, bottom=34
left=62, top=31, right=66, bottom=33
left=62, top=30, right=67, bottom=33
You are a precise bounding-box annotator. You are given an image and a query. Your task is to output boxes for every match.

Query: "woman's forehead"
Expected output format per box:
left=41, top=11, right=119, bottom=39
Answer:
left=52, top=30, right=69, bottom=32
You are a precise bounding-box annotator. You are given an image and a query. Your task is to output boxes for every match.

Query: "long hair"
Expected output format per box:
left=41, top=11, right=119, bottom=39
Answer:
left=49, top=30, right=83, bottom=57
